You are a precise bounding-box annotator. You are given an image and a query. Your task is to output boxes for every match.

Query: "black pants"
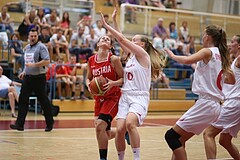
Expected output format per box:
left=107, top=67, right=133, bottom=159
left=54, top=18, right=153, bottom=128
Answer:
left=16, top=74, right=54, bottom=127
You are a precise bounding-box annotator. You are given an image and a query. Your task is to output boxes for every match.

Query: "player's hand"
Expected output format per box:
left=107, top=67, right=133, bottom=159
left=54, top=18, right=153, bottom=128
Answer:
left=164, top=48, right=174, bottom=59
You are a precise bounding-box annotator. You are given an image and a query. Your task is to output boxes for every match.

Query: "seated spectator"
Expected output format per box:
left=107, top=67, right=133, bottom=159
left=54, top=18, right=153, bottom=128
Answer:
left=179, top=21, right=189, bottom=43
left=165, top=22, right=178, bottom=49
left=168, top=42, right=195, bottom=78
left=0, top=66, right=21, bottom=118
left=77, top=15, right=91, bottom=37
left=17, top=8, right=36, bottom=41
left=45, top=8, right=60, bottom=35
left=36, top=7, right=49, bottom=28
left=38, top=27, right=53, bottom=61
left=65, top=54, right=88, bottom=100
left=60, top=11, right=72, bottom=40
left=152, top=18, right=167, bottom=50
left=9, top=33, right=25, bottom=73
left=85, top=27, right=98, bottom=52
left=0, top=26, right=8, bottom=49
left=27, top=17, right=41, bottom=34
left=69, top=26, right=93, bottom=63
left=94, top=20, right=107, bottom=38
left=46, top=56, right=72, bottom=100
left=186, top=36, right=196, bottom=55
left=0, top=6, right=14, bottom=34
left=50, top=28, right=70, bottom=60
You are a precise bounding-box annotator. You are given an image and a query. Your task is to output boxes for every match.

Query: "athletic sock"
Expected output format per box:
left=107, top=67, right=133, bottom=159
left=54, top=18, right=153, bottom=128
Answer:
left=80, top=91, right=84, bottom=96
left=117, top=151, right=125, bottom=160
left=71, top=92, right=75, bottom=97
left=99, top=149, right=107, bottom=160
left=132, top=148, right=140, bottom=160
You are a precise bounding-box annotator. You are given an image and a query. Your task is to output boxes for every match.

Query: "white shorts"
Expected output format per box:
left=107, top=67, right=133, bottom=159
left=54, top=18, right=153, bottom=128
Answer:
left=212, top=98, right=240, bottom=137
left=116, top=91, right=149, bottom=126
left=177, top=98, right=221, bottom=135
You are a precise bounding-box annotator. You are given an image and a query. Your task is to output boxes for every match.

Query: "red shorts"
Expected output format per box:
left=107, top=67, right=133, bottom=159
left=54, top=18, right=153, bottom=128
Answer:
left=94, top=91, right=121, bottom=118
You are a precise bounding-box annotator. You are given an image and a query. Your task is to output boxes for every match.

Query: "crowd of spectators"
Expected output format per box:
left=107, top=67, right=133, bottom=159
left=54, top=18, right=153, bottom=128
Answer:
left=0, top=0, right=192, bottom=100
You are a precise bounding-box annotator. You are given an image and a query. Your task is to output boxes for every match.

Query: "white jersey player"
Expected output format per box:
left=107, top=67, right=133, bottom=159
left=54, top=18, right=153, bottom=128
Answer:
left=204, top=35, right=240, bottom=160
left=164, top=25, right=235, bottom=160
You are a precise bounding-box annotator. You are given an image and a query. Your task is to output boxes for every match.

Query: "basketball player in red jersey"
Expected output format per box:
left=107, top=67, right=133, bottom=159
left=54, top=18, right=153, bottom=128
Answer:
left=86, top=35, right=124, bottom=160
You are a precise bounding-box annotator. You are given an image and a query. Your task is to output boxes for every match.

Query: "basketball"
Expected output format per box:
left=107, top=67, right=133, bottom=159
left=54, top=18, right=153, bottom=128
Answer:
left=89, top=76, right=108, bottom=95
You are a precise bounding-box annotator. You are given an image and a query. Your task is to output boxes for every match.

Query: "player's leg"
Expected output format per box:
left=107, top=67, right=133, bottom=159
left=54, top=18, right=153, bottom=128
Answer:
left=165, top=125, right=194, bottom=160
left=203, top=125, right=222, bottom=159
left=115, top=118, right=126, bottom=160
left=219, top=133, right=240, bottom=160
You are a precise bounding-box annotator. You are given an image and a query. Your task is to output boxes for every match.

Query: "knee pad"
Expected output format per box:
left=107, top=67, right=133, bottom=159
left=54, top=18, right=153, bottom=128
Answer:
left=165, top=128, right=182, bottom=151
left=98, top=114, right=113, bottom=131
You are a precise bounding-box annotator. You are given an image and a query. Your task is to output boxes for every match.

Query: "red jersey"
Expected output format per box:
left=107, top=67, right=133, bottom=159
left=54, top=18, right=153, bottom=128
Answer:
left=46, top=63, right=68, bottom=80
left=88, top=52, right=121, bottom=98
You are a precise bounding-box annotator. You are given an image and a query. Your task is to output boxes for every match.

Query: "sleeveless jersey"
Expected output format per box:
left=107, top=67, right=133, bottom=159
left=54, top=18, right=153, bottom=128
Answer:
left=88, top=52, right=121, bottom=98
left=222, top=57, right=240, bottom=99
left=121, top=55, right=151, bottom=92
left=192, top=47, right=224, bottom=101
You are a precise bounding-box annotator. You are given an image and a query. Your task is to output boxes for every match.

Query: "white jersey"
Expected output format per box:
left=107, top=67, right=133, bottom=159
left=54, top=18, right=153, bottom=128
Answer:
left=192, top=47, right=224, bottom=101
left=223, top=57, right=240, bottom=99
left=122, top=55, right=151, bottom=92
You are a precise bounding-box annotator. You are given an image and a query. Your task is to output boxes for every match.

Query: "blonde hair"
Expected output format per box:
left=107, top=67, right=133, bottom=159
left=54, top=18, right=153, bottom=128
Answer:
left=140, top=35, right=167, bottom=79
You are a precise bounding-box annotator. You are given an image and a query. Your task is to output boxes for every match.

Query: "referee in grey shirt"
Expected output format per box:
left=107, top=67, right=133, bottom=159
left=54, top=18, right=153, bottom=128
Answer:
left=10, top=28, right=54, bottom=132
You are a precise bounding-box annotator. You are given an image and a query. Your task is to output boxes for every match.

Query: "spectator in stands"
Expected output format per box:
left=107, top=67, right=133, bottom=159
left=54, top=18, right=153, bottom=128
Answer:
left=0, top=66, right=21, bottom=118
left=60, top=11, right=72, bottom=40
left=65, top=54, right=88, bottom=100
left=77, top=15, right=91, bottom=37
left=27, top=17, right=41, bottom=34
left=165, top=22, right=178, bottom=49
left=69, top=25, right=93, bottom=63
left=17, top=8, right=36, bottom=41
left=45, top=8, right=60, bottom=35
left=0, top=25, right=8, bottom=49
left=50, top=28, right=70, bottom=60
left=0, top=6, right=14, bottom=35
left=186, top=36, right=196, bottom=55
left=152, top=18, right=167, bottom=50
left=94, top=20, right=107, bottom=38
left=38, top=27, right=53, bottom=61
left=46, top=56, right=72, bottom=100
left=85, top=27, right=98, bottom=52
left=168, top=41, right=195, bottom=74
left=179, top=21, right=189, bottom=43
left=9, top=33, right=25, bottom=72
left=36, top=7, right=49, bottom=28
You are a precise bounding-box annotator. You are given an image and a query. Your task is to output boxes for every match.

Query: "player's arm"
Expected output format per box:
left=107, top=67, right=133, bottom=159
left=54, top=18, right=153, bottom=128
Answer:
left=86, top=62, right=93, bottom=88
left=164, top=48, right=212, bottom=64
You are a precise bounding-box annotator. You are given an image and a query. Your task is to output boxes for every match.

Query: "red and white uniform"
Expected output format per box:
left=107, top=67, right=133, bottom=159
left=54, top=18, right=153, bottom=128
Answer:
left=88, top=53, right=121, bottom=118
left=117, top=55, right=151, bottom=125
left=177, top=47, right=223, bottom=135
left=212, top=58, right=240, bottom=137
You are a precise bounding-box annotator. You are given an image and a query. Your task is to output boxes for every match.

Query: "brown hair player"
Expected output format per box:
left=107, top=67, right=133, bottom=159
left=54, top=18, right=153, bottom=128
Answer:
left=86, top=35, right=124, bottom=160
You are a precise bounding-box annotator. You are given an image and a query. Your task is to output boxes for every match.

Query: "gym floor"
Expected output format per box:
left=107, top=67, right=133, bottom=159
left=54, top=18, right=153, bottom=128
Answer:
left=0, top=111, right=239, bottom=160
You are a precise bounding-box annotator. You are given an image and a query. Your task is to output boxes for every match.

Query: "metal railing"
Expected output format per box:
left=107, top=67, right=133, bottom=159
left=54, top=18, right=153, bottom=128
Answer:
left=120, top=3, right=240, bottom=41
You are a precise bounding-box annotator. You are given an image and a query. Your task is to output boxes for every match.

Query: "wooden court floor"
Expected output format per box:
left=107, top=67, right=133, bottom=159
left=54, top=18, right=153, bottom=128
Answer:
left=0, top=111, right=239, bottom=160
